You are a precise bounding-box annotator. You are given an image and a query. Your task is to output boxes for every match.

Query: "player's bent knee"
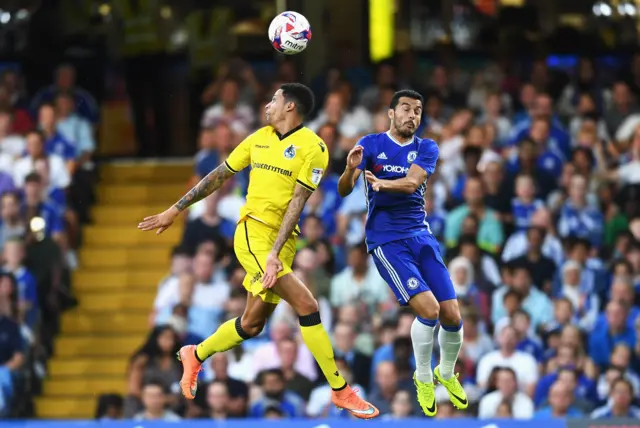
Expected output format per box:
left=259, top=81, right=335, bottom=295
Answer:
left=439, top=299, right=462, bottom=326
left=409, top=292, right=440, bottom=320
left=239, top=316, right=266, bottom=338
left=293, top=297, right=319, bottom=318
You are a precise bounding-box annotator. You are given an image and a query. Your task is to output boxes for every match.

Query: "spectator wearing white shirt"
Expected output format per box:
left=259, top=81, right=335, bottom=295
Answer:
left=330, top=243, right=390, bottom=313
left=307, top=91, right=370, bottom=139
left=478, top=367, right=534, bottom=419
left=152, top=246, right=194, bottom=324
left=54, top=92, right=95, bottom=163
left=201, top=79, right=254, bottom=137
left=13, top=130, right=69, bottom=191
left=476, top=325, right=539, bottom=396
left=502, top=207, right=564, bottom=267
left=187, top=252, right=230, bottom=339
left=0, top=109, right=25, bottom=172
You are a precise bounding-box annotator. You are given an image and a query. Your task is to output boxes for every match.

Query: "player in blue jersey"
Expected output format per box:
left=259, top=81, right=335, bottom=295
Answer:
left=337, top=90, right=467, bottom=416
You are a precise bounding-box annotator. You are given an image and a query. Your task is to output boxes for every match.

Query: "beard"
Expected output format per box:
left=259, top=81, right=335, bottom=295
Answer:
left=393, top=120, right=416, bottom=138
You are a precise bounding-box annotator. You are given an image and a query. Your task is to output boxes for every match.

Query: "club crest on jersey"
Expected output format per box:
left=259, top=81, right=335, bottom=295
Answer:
left=284, top=144, right=297, bottom=159
left=407, top=151, right=417, bottom=163
left=407, top=277, right=419, bottom=290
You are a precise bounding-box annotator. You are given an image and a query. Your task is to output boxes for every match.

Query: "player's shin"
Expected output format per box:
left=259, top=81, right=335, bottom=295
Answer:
left=437, top=322, right=463, bottom=380
left=195, top=317, right=251, bottom=362
left=411, top=317, right=437, bottom=383
left=298, top=311, right=347, bottom=390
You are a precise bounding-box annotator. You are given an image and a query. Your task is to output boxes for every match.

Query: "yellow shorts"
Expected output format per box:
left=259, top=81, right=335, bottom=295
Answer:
left=234, top=217, right=297, bottom=304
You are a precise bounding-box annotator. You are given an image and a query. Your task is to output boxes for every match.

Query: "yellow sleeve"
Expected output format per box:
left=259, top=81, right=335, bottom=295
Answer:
left=296, top=140, right=329, bottom=192
left=224, top=131, right=256, bottom=172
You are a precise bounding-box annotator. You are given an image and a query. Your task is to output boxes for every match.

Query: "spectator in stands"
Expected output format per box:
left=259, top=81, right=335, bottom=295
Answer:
left=30, top=64, right=99, bottom=123
left=605, top=81, right=639, bottom=137
left=591, top=378, right=640, bottom=418
left=534, top=381, right=583, bottom=418
left=2, top=238, right=38, bottom=329
left=13, top=131, right=70, bottom=194
left=203, top=353, right=248, bottom=417
left=21, top=173, right=65, bottom=245
left=204, top=381, right=233, bottom=419
left=478, top=367, right=534, bottom=419
left=133, top=380, right=181, bottom=421
left=181, top=193, right=234, bottom=252
left=0, top=109, right=26, bottom=162
left=558, top=174, right=605, bottom=247
left=476, top=325, right=539, bottom=396
left=445, top=176, right=504, bottom=254
left=0, top=192, right=26, bottom=250
left=309, top=90, right=371, bottom=138
left=510, top=227, right=557, bottom=293
left=94, top=394, right=124, bottom=420
left=54, top=91, right=96, bottom=162
left=252, top=321, right=317, bottom=381
left=151, top=245, right=194, bottom=324
left=277, top=337, right=314, bottom=400
left=368, top=361, right=415, bottom=416
left=383, top=390, right=415, bottom=420
left=126, top=326, right=182, bottom=417
left=492, top=263, right=553, bottom=330
left=0, top=272, right=24, bottom=416
left=511, top=175, right=544, bottom=232
left=589, top=300, right=637, bottom=368
left=332, top=322, right=372, bottom=389
left=201, top=79, right=253, bottom=136
left=186, top=251, right=230, bottom=339
left=38, top=103, right=76, bottom=174
left=250, top=369, right=304, bottom=418
left=330, top=242, right=389, bottom=313
left=559, top=260, right=600, bottom=330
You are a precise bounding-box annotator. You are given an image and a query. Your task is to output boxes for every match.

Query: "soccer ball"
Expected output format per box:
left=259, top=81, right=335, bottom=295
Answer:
left=268, top=11, right=312, bottom=55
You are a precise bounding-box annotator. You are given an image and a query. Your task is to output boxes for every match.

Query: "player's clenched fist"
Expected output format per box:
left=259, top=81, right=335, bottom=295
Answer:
left=346, top=145, right=363, bottom=170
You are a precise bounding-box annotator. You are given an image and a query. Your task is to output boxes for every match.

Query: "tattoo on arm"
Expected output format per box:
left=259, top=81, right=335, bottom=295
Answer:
left=174, top=163, right=235, bottom=211
left=272, top=184, right=313, bottom=255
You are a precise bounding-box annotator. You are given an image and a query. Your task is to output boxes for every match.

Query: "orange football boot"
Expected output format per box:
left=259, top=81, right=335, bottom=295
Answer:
left=176, top=345, right=202, bottom=399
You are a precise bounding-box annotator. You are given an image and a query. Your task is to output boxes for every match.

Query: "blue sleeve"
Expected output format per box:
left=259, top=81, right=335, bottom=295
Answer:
left=249, top=403, right=262, bottom=418
left=414, top=140, right=438, bottom=176
left=49, top=210, right=65, bottom=234
left=25, top=273, right=38, bottom=305
left=64, top=141, right=78, bottom=160
left=355, top=136, right=372, bottom=171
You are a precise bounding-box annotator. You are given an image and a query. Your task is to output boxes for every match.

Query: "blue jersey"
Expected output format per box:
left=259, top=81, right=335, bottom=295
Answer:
left=45, top=132, right=77, bottom=161
left=357, top=132, right=438, bottom=252
left=512, top=198, right=544, bottom=231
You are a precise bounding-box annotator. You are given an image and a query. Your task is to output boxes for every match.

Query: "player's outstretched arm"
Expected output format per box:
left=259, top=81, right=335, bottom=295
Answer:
left=138, top=162, right=235, bottom=234
left=365, top=164, right=427, bottom=194
left=338, top=145, right=364, bottom=197
left=261, top=184, right=313, bottom=288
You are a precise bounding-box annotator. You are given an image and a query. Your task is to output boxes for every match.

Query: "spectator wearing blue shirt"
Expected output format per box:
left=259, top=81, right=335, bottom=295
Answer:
left=512, top=174, right=545, bottom=231
left=533, top=381, right=584, bottom=419
left=300, top=174, right=341, bottom=238
left=512, top=310, right=545, bottom=361
left=2, top=239, right=38, bottom=329
left=38, top=103, right=77, bottom=167
left=591, top=378, right=640, bottom=419
left=534, top=368, right=598, bottom=409
left=194, top=124, right=220, bottom=180
left=21, top=173, right=65, bottom=240
left=527, top=118, right=566, bottom=179
left=589, top=301, right=637, bottom=369
left=54, top=92, right=96, bottom=159
left=511, top=83, right=537, bottom=126
left=249, top=369, right=305, bottom=417
left=0, top=272, right=25, bottom=416
left=507, top=139, right=559, bottom=199
left=509, top=93, right=572, bottom=158
left=30, top=64, right=99, bottom=123
left=558, top=175, right=605, bottom=248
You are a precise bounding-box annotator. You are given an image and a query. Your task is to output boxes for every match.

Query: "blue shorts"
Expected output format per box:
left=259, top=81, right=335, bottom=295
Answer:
left=371, top=233, right=456, bottom=305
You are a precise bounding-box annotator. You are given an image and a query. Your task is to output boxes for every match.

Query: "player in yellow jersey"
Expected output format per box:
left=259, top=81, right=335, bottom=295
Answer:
left=138, top=83, right=379, bottom=419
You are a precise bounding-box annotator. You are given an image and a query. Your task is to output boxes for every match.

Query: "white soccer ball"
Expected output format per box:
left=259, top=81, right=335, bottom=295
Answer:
left=268, top=11, right=312, bottom=55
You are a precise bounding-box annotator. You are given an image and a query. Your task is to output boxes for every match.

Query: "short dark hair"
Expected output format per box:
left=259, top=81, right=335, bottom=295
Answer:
left=257, top=368, right=285, bottom=385
left=25, top=172, right=42, bottom=184
left=280, top=83, right=315, bottom=118
left=142, top=379, right=169, bottom=394
left=390, top=89, right=423, bottom=109
left=25, top=129, right=45, bottom=141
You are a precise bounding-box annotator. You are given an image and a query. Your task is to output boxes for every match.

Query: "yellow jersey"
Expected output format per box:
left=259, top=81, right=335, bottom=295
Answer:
left=224, top=125, right=329, bottom=234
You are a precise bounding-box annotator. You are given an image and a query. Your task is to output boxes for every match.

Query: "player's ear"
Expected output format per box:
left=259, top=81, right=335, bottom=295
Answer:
left=388, top=108, right=394, bottom=121
left=285, top=101, right=295, bottom=113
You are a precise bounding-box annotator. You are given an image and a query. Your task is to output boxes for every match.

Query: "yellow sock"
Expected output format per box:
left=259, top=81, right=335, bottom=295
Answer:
left=195, top=317, right=249, bottom=361
left=299, top=312, right=347, bottom=390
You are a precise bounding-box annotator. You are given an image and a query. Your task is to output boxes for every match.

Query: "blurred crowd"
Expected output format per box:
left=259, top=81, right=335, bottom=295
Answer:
left=0, top=64, right=97, bottom=416
left=107, top=54, right=640, bottom=421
